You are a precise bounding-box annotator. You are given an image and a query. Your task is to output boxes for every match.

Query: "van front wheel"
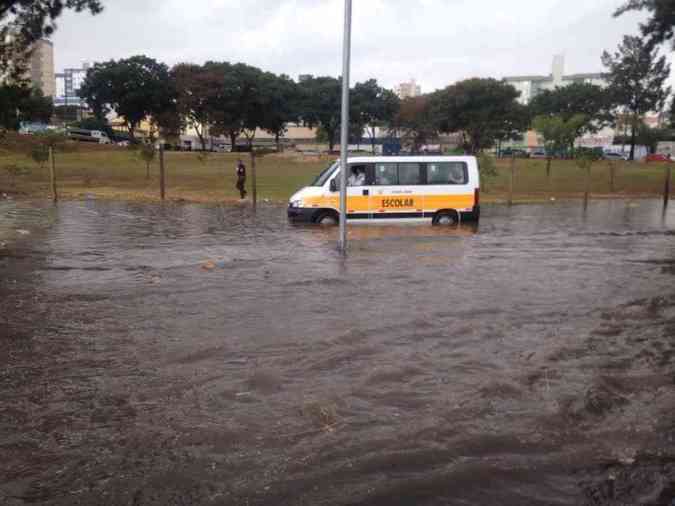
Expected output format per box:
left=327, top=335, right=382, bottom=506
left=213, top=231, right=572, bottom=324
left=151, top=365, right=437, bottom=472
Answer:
left=433, top=211, right=458, bottom=226
left=314, top=210, right=339, bottom=226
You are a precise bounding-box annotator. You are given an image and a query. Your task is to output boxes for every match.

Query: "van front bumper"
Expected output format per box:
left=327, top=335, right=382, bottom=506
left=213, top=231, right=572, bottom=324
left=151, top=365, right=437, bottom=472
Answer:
left=287, top=206, right=315, bottom=223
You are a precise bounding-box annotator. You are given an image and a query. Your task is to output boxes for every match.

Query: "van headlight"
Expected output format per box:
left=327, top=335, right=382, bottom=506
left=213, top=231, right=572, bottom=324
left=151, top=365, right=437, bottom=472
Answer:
left=289, top=200, right=303, bottom=208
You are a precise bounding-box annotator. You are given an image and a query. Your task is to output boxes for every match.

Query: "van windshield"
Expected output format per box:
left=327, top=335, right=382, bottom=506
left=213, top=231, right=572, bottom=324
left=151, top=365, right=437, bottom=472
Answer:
left=311, top=162, right=338, bottom=187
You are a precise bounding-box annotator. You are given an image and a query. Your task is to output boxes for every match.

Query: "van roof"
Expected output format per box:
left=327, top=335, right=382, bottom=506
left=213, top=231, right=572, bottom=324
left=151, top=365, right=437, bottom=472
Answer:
left=344, top=155, right=477, bottom=164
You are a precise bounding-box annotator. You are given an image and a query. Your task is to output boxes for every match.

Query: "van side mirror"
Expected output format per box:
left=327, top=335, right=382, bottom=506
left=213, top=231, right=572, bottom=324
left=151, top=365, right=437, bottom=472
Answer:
left=329, top=179, right=338, bottom=192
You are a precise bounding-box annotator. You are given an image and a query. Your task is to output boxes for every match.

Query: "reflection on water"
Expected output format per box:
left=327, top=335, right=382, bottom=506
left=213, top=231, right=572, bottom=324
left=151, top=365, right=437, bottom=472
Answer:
left=1, top=198, right=674, bottom=506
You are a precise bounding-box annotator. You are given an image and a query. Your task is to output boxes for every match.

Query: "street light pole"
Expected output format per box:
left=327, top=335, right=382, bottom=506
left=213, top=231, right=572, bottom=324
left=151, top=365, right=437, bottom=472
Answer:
left=338, top=0, right=352, bottom=254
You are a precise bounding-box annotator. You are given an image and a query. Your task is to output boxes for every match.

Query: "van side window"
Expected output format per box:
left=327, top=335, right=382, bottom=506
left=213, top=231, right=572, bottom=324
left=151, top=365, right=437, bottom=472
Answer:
left=426, top=162, right=468, bottom=185
left=375, top=163, right=398, bottom=185
left=398, top=163, right=422, bottom=185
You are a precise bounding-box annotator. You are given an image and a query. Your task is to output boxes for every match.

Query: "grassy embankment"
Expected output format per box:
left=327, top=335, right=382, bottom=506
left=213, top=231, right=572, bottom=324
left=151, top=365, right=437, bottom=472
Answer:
left=0, top=137, right=671, bottom=204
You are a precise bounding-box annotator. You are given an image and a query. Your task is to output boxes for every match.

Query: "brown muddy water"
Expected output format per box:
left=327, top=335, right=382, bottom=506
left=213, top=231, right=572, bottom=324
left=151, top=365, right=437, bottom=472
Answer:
left=1, top=198, right=674, bottom=506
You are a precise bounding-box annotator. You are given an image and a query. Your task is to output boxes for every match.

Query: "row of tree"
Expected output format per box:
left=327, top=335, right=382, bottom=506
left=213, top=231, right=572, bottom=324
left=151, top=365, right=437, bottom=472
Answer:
left=72, top=31, right=672, bottom=160
left=77, top=57, right=401, bottom=153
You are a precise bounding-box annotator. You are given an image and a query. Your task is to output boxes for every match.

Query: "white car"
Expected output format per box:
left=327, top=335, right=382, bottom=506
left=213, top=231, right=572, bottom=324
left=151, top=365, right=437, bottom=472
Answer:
left=603, top=152, right=628, bottom=161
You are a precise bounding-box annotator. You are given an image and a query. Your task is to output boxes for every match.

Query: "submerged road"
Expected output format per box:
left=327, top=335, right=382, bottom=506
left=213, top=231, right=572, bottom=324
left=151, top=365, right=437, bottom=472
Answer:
left=1, top=199, right=674, bottom=505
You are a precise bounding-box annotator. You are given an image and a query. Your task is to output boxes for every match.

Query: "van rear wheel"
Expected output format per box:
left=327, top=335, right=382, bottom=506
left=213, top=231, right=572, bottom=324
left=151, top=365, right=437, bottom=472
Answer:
left=433, top=211, right=458, bottom=226
left=315, top=211, right=338, bottom=226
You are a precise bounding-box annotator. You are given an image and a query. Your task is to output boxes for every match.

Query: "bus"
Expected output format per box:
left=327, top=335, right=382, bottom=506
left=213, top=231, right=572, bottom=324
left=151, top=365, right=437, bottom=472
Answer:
left=67, top=128, right=111, bottom=144
left=288, top=156, right=480, bottom=225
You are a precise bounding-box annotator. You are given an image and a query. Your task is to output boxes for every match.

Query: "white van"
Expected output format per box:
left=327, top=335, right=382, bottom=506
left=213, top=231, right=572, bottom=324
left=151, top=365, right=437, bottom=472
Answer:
left=288, top=156, right=480, bottom=225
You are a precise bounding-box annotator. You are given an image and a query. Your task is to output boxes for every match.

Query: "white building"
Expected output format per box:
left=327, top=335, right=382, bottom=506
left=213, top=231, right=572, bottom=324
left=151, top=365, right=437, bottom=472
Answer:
left=505, top=55, right=607, bottom=105
left=55, top=63, right=90, bottom=108
left=395, top=79, right=422, bottom=100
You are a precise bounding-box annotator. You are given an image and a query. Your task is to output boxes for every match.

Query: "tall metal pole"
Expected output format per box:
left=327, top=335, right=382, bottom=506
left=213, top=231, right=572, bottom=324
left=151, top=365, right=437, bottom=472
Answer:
left=338, top=0, right=352, bottom=254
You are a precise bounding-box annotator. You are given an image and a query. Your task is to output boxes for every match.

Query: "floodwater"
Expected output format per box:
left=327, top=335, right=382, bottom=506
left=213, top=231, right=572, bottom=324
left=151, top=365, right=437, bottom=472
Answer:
left=1, top=198, right=674, bottom=506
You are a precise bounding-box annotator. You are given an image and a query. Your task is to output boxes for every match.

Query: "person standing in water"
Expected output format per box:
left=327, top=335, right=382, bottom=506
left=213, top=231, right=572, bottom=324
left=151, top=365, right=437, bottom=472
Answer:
left=235, top=159, right=247, bottom=199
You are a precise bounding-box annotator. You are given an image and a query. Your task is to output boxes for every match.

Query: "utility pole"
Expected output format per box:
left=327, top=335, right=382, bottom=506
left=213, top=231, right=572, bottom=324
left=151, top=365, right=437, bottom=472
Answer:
left=338, top=0, right=352, bottom=254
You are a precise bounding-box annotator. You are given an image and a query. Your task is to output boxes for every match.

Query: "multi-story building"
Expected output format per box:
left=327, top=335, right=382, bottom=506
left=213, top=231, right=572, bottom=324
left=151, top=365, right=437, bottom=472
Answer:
left=505, top=55, right=606, bottom=105
left=395, top=79, right=422, bottom=100
left=28, top=39, right=55, bottom=97
left=55, top=63, right=90, bottom=108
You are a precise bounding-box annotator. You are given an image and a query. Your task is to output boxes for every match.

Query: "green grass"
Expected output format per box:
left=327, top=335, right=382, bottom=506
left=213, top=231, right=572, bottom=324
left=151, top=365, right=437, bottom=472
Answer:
left=0, top=147, right=332, bottom=203
left=0, top=142, right=671, bottom=204
left=487, top=158, right=670, bottom=202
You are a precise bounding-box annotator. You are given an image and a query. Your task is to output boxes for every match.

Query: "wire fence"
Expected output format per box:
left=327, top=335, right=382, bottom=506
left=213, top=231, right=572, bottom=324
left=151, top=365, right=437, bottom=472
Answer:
left=0, top=147, right=672, bottom=206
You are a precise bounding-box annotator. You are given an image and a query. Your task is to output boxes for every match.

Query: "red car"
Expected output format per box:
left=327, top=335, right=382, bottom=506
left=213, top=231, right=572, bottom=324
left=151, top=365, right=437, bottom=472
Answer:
left=644, top=153, right=671, bottom=163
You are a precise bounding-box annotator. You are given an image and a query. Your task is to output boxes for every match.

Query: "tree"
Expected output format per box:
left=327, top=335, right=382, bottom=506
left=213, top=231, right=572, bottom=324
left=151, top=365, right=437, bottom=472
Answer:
left=1, top=1, right=103, bottom=82
left=0, top=85, right=29, bottom=129
left=173, top=63, right=217, bottom=151
left=79, top=55, right=175, bottom=140
left=351, top=79, right=400, bottom=153
left=260, top=73, right=300, bottom=152
left=207, top=62, right=266, bottom=149
left=0, top=84, right=53, bottom=129
left=494, top=101, right=530, bottom=155
left=615, top=1, right=675, bottom=49
left=614, top=123, right=673, bottom=153
left=19, top=88, right=53, bottom=124
left=533, top=114, right=587, bottom=176
left=298, top=76, right=342, bottom=152
left=389, top=95, right=437, bottom=152
left=429, top=78, right=526, bottom=154
left=602, top=35, right=671, bottom=160
left=529, top=82, right=612, bottom=152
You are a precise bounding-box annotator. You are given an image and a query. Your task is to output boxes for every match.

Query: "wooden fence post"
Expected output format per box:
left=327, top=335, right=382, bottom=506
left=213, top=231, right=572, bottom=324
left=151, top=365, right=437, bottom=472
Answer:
left=584, top=165, right=591, bottom=209
left=609, top=161, right=616, bottom=194
left=49, top=146, right=58, bottom=203
left=508, top=154, right=515, bottom=206
left=159, top=143, right=166, bottom=201
left=250, top=151, right=257, bottom=211
left=664, top=164, right=672, bottom=209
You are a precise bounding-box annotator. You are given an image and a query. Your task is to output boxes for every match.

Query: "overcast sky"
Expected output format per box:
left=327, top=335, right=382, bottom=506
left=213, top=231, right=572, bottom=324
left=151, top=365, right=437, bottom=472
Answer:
left=51, top=0, right=673, bottom=92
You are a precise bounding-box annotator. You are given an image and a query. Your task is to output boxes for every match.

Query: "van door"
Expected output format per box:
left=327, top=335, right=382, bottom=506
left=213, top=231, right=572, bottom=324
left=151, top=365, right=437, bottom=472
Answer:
left=345, top=163, right=373, bottom=221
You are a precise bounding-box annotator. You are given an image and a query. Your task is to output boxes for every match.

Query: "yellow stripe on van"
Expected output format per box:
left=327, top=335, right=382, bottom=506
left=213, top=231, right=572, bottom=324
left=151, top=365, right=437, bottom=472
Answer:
left=303, top=194, right=474, bottom=213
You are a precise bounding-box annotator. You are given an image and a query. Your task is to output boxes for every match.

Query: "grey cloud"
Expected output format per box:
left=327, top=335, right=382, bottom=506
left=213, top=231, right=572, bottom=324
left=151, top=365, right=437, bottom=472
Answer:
left=51, top=0, right=669, bottom=91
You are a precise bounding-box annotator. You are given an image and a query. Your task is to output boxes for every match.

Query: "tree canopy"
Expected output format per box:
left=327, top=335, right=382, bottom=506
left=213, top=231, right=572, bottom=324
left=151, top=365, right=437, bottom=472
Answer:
left=297, top=76, right=342, bottom=152
left=389, top=95, right=437, bottom=152
left=529, top=82, right=612, bottom=147
left=0, top=85, right=53, bottom=129
left=0, top=1, right=103, bottom=81
left=172, top=63, right=218, bottom=150
left=615, top=0, right=675, bottom=49
left=601, top=35, right=671, bottom=159
left=79, top=55, right=175, bottom=140
left=258, top=72, right=300, bottom=150
left=430, top=78, right=526, bottom=154
left=351, top=79, right=400, bottom=153
left=532, top=114, right=587, bottom=157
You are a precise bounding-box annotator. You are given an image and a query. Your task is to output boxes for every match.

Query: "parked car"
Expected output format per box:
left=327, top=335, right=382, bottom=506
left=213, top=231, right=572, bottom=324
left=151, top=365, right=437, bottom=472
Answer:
left=603, top=152, right=628, bottom=161
left=530, top=150, right=548, bottom=159
left=500, top=148, right=529, bottom=158
left=644, top=153, right=671, bottom=163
